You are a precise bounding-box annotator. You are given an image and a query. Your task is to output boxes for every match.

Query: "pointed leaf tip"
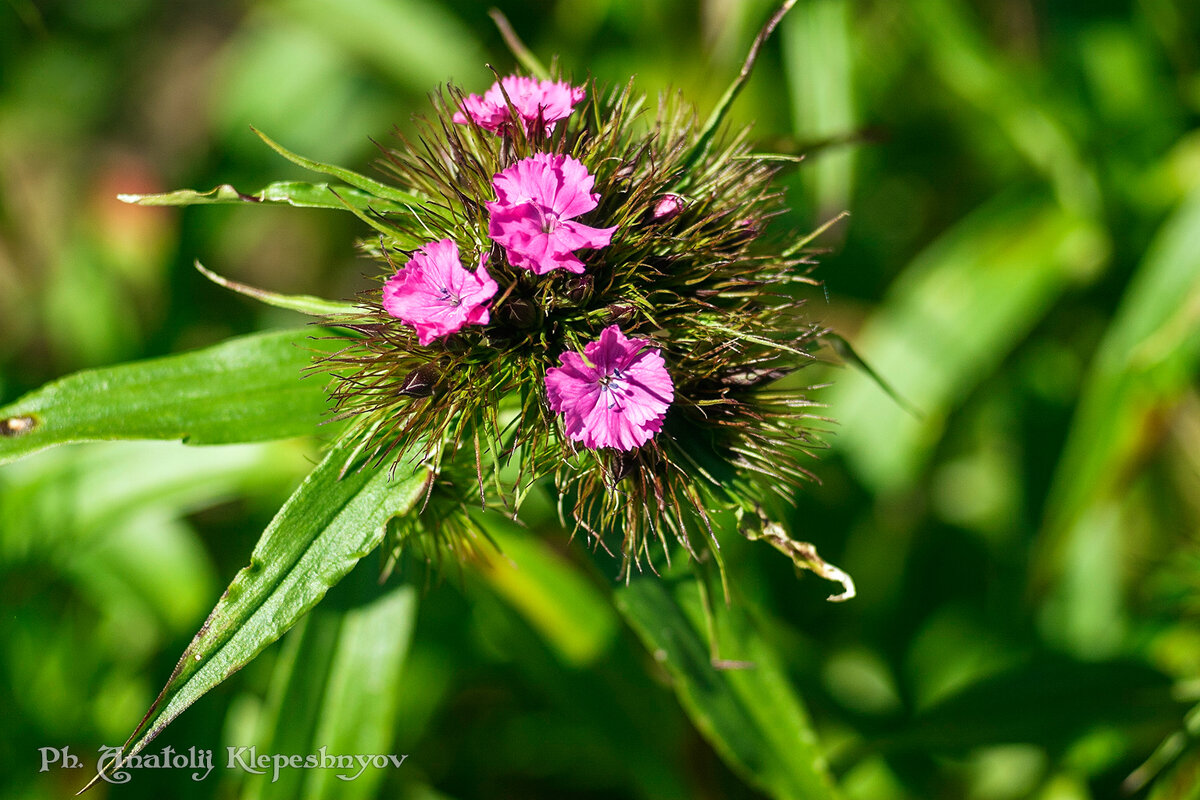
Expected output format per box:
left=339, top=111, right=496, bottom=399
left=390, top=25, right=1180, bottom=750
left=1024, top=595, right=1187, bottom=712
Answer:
left=681, top=1, right=799, bottom=176
left=488, top=9, right=550, bottom=81
left=250, top=127, right=428, bottom=208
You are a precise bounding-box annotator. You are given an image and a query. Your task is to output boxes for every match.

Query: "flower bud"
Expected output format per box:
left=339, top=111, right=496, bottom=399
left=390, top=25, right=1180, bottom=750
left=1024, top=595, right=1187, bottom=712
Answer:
left=604, top=303, right=636, bottom=325
left=730, top=217, right=760, bottom=246
left=651, top=193, right=684, bottom=221
left=565, top=274, right=593, bottom=304
left=496, top=297, right=542, bottom=329
left=398, top=363, right=441, bottom=397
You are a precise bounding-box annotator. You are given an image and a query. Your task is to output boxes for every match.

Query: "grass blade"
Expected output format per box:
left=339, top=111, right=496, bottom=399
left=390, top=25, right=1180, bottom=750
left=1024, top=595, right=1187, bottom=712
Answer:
left=80, top=440, right=432, bottom=793
left=615, top=575, right=841, bottom=800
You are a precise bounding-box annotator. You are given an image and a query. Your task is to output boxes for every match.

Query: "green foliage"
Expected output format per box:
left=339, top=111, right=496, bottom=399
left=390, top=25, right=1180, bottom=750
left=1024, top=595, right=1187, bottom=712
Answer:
left=2, top=1, right=1199, bottom=800
left=237, top=570, right=417, bottom=800
left=0, top=330, right=337, bottom=464
left=87, top=439, right=431, bottom=790
left=617, top=575, right=841, bottom=800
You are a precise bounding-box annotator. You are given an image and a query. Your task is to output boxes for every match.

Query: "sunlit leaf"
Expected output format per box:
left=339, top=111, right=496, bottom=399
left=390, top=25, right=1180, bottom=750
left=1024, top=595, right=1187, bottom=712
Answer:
left=616, top=576, right=841, bottom=800
left=120, top=181, right=416, bottom=215
left=252, top=127, right=426, bottom=207
left=781, top=0, right=856, bottom=214
left=242, top=568, right=418, bottom=800
left=82, top=440, right=432, bottom=792
left=0, top=329, right=336, bottom=465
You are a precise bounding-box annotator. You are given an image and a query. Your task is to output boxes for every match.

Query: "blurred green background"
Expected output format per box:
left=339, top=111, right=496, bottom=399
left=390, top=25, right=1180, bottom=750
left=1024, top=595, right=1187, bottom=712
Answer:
left=2, top=0, right=1200, bottom=798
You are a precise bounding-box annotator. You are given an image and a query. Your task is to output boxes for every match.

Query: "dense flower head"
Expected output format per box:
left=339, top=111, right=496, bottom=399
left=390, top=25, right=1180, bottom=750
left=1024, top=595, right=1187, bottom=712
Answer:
left=453, top=75, right=586, bottom=134
left=324, top=59, right=832, bottom=579
left=382, top=238, right=498, bottom=345
left=546, top=326, right=674, bottom=451
left=487, top=153, right=616, bottom=275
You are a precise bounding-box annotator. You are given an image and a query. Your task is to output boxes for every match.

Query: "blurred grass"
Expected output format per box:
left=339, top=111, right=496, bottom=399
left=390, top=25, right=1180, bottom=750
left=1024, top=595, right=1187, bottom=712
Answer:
left=2, top=1, right=1200, bottom=799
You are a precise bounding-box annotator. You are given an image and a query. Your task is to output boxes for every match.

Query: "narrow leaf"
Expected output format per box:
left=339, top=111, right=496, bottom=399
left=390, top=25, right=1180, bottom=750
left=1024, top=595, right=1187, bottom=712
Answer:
left=1042, top=186, right=1200, bottom=546
left=488, top=9, right=550, bottom=81
left=615, top=576, right=841, bottom=800
left=681, top=1, right=797, bottom=175
left=252, top=126, right=428, bottom=208
left=822, top=332, right=920, bottom=418
left=242, top=570, right=417, bottom=800
left=195, top=261, right=357, bottom=317
left=119, top=181, right=415, bottom=215
left=1035, top=186, right=1200, bottom=652
left=823, top=198, right=1107, bottom=490
left=81, top=441, right=432, bottom=793
left=0, top=329, right=336, bottom=466
left=782, top=0, right=857, bottom=213
left=472, top=516, right=619, bottom=666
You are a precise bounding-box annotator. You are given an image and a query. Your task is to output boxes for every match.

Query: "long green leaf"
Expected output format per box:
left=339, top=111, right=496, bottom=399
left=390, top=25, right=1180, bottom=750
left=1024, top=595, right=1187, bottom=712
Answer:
left=252, top=127, right=427, bottom=207
left=0, top=329, right=336, bottom=466
left=472, top=516, right=619, bottom=667
left=82, top=440, right=432, bottom=792
left=487, top=9, right=550, bottom=80
left=909, top=0, right=1101, bottom=217
left=615, top=577, right=840, bottom=800
left=119, top=181, right=415, bottom=215
left=823, top=197, right=1107, bottom=490
left=681, top=1, right=797, bottom=176
left=242, top=569, right=418, bottom=800
left=1042, top=186, right=1200, bottom=545
left=782, top=0, right=856, bottom=214
left=1035, top=186, right=1200, bottom=654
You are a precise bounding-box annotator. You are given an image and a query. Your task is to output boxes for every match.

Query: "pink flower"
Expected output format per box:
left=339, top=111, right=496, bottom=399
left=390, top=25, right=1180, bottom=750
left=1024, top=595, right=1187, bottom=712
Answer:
left=453, top=75, right=586, bottom=135
left=487, top=153, right=617, bottom=275
left=545, top=325, right=674, bottom=451
left=382, top=239, right=498, bottom=345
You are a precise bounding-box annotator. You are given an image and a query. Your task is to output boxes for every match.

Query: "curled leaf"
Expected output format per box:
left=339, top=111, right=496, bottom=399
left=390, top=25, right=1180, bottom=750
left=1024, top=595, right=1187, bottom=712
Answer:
left=744, top=509, right=856, bottom=602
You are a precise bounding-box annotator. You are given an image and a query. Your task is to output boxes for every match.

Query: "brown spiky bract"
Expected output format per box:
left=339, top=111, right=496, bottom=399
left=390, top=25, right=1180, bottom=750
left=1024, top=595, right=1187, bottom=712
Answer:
left=318, top=78, right=831, bottom=578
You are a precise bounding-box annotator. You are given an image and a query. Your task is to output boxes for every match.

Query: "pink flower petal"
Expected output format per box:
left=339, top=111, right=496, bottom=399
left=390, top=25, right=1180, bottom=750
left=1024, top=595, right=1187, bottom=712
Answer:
left=382, top=238, right=497, bottom=346
left=455, top=76, right=586, bottom=135
left=545, top=325, right=673, bottom=451
left=488, top=154, right=615, bottom=275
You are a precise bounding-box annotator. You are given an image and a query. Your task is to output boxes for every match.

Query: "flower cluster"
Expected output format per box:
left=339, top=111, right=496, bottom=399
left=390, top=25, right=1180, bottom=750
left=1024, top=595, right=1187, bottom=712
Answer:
left=378, top=79, right=653, bottom=450
left=323, top=59, right=830, bottom=577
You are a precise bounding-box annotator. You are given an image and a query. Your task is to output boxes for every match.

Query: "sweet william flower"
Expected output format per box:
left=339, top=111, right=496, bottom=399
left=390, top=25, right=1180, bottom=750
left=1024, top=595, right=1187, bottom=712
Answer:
left=322, top=3, right=847, bottom=584
left=546, top=325, right=674, bottom=451
left=487, top=153, right=616, bottom=275
left=453, top=75, right=586, bottom=134
left=382, top=238, right=498, bottom=345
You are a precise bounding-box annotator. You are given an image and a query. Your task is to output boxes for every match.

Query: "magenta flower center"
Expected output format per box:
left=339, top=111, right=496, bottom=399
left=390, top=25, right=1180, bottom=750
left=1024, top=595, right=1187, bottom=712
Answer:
left=535, top=207, right=561, bottom=234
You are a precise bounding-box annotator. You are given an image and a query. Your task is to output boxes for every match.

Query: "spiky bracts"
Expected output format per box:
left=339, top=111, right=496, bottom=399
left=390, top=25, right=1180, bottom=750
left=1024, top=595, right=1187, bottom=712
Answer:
left=317, top=73, right=833, bottom=579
